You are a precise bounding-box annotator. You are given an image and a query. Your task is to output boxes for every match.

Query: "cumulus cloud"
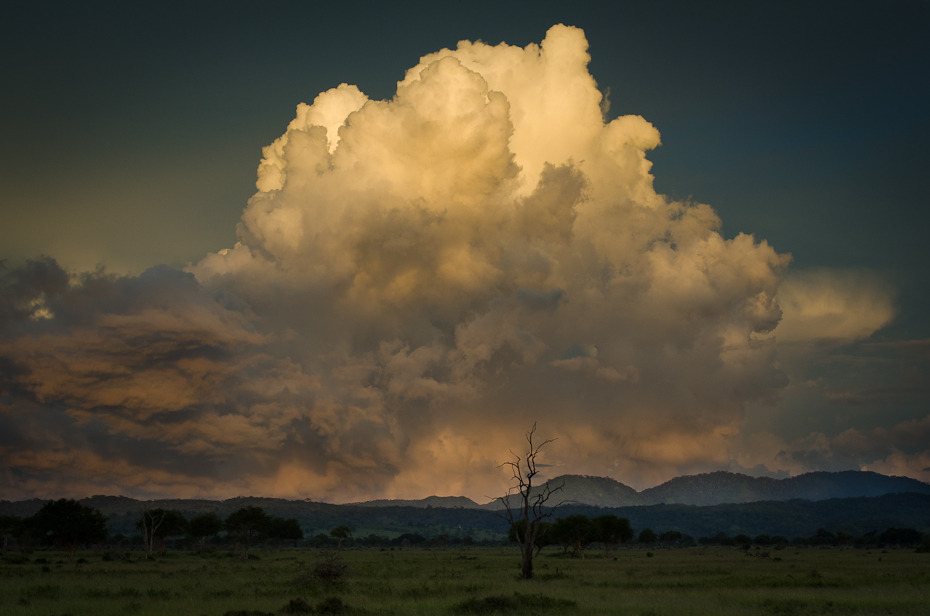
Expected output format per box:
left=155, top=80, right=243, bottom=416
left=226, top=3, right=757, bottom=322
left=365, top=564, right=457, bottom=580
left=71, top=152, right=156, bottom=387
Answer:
left=0, top=25, right=920, bottom=501
left=188, top=24, right=789, bottom=498
left=775, top=268, right=896, bottom=343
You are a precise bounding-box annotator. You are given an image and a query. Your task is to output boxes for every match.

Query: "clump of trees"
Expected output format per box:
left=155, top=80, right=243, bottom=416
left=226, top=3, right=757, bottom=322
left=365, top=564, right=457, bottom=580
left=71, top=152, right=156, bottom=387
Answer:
left=0, top=514, right=21, bottom=555
left=596, top=515, right=634, bottom=555
left=225, top=506, right=303, bottom=558
left=138, top=508, right=188, bottom=558
left=188, top=512, right=223, bottom=552
left=693, top=527, right=929, bottom=549
left=133, top=506, right=303, bottom=558
left=330, top=525, right=352, bottom=550
left=511, top=513, right=634, bottom=558
left=0, top=501, right=310, bottom=560
left=2, top=499, right=108, bottom=560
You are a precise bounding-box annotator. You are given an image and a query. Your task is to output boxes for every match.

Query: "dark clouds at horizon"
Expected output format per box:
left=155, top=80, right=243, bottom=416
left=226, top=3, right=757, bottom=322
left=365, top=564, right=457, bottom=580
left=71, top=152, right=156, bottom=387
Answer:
left=1, top=3, right=928, bottom=502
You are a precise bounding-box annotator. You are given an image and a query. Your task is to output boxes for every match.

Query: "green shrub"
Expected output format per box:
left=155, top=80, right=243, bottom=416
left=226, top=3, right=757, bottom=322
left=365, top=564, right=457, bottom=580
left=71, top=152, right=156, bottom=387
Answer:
left=281, top=597, right=312, bottom=614
left=317, top=596, right=347, bottom=614
left=308, top=551, right=349, bottom=587
left=456, top=593, right=577, bottom=613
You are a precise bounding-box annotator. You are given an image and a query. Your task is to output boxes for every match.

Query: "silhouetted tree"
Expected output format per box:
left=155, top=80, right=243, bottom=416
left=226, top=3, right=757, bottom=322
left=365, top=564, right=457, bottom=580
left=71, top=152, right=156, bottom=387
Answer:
left=188, top=512, right=223, bottom=551
left=0, top=515, right=20, bottom=555
left=28, top=499, right=107, bottom=560
left=392, top=532, right=426, bottom=547
left=658, top=530, right=683, bottom=546
left=138, top=508, right=164, bottom=559
left=808, top=528, right=835, bottom=546
left=637, top=528, right=657, bottom=545
left=226, top=506, right=271, bottom=558
left=594, top=514, right=633, bottom=556
left=834, top=531, right=852, bottom=547
left=553, top=515, right=598, bottom=558
left=269, top=517, right=303, bottom=546
left=432, top=534, right=450, bottom=548
left=499, top=423, right=563, bottom=579
left=700, top=532, right=735, bottom=546
left=330, top=525, right=351, bottom=550
left=138, top=508, right=187, bottom=557
left=753, top=534, right=772, bottom=546
left=880, top=527, right=922, bottom=546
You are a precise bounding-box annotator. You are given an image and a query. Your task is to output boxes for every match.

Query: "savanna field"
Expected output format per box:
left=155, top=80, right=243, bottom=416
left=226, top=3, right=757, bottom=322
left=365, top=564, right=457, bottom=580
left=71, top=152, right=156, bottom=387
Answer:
left=3, top=546, right=928, bottom=616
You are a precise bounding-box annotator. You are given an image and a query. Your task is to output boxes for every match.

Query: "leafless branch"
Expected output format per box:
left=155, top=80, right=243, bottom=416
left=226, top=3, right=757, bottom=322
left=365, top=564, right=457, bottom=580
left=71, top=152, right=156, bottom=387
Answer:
left=498, top=422, right=563, bottom=579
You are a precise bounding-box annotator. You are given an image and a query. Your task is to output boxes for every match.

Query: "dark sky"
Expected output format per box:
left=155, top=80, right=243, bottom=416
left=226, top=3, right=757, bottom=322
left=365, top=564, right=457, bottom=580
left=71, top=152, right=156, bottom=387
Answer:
left=4, top=3, right=927, bottom=275
left=1, top=1, right=928, bottom=501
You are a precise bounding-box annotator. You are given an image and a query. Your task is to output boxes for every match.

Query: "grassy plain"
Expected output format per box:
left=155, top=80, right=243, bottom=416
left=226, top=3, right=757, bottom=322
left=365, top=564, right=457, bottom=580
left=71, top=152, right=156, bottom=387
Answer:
left=1, top=545, right=928, bottom=615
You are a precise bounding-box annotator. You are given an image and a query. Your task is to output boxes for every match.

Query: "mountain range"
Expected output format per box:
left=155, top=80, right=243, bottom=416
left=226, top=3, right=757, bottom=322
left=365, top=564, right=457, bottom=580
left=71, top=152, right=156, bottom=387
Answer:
left=3, top=471, right=929, bottom=539
left=559, top=470, right=930, bottom=507
left=359, top=470, right=930, bottom=509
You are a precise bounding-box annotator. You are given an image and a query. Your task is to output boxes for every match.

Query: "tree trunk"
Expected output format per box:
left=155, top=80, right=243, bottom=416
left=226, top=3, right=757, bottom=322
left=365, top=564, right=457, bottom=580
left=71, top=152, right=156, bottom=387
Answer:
left=521, top=541, right=534, bottom=579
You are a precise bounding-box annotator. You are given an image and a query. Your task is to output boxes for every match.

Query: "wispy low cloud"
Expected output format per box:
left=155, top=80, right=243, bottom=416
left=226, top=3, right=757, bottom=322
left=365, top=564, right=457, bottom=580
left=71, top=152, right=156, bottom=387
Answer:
left=0, top=25, right=920, bottom=501
left=775, top=268, right=897, bottom=343
left=728, top=415, right=930, bottom=484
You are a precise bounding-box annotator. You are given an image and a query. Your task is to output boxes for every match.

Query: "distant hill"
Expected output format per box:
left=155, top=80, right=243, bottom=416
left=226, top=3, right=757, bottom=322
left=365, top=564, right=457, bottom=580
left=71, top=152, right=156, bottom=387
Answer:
left=350, top=495, right=481, bottom=509
left=489, top=474, right=643, bottom=510
left=3, top=471, right=928, bottom=539
left=481, top=470, right=930, bottom=509
left=637, top=470, right=930, bottom=506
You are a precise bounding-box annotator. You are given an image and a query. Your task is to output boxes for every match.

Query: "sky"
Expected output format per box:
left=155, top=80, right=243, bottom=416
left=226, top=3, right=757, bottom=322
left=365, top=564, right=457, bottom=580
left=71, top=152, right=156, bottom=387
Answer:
left=1, top=1, right=928, bottom=503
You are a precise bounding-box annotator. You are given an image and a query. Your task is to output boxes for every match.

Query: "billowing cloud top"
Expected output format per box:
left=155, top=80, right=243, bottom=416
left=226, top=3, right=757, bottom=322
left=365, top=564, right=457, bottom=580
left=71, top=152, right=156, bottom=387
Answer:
left=1, top=25, right=906, bottom=502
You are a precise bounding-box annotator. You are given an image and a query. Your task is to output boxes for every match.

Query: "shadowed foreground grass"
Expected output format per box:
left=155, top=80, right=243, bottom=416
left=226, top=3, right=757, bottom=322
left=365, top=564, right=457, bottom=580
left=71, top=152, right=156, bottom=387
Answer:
left=1, top=546, right=928, bottom=615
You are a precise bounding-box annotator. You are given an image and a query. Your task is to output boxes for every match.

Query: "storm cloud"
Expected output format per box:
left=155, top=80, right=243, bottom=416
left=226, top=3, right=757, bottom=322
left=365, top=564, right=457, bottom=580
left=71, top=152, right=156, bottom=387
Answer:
left=0, top=25, right=908, bottom=502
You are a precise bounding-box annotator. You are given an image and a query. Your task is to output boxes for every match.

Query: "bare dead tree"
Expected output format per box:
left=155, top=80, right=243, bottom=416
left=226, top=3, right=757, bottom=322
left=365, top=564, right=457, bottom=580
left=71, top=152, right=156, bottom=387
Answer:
left=499, top=422, right=563, bottom=580
left=139, top=508, right=165, bottom=560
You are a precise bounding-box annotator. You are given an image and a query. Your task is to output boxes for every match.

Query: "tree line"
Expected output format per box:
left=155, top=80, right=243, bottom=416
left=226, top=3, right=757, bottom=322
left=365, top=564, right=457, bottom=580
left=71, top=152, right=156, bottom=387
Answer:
left=0, top=499, right=491, bottom=559
left=0, top=499, right=303, bottom=560
left=1, top=498, right=926, bottom=562
left=512, top=513, right=930, bottom=554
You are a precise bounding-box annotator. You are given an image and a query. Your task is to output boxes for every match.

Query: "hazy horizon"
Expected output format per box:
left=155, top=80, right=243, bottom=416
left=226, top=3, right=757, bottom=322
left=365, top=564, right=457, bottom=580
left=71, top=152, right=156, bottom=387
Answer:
left=4, top=467, right=927, bottom=508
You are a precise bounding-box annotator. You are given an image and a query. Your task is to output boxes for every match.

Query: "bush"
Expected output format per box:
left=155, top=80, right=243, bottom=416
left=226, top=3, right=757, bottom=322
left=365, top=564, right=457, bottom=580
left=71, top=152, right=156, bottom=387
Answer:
left=317, top=596, right=347, bottom=614
left=455, top=593, right=576, bottom=614
left=281, top=597, right=312, bottom=614
left=308, top=551, right=349, bottom=587
left=1, top=554, right=29, bottom=565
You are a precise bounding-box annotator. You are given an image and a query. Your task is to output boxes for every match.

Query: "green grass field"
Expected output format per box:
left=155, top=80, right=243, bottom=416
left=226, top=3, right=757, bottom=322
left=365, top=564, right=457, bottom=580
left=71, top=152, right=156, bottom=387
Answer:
left=2, top=546, right=928, bottom=615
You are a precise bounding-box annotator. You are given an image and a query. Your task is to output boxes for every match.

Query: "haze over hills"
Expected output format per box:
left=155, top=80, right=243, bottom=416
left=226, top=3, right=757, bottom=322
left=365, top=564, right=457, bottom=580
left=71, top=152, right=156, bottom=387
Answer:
left=3, top=472, right=927, bottom=516
left=636, top=470, right=930, bottom=506
left=2, top=471, right=929, bottom=540
left=350, top=496, right=481, bottom=509
left=488, top=470, right=930, bottom=510
left=339, top=470, right=930, bottom=509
